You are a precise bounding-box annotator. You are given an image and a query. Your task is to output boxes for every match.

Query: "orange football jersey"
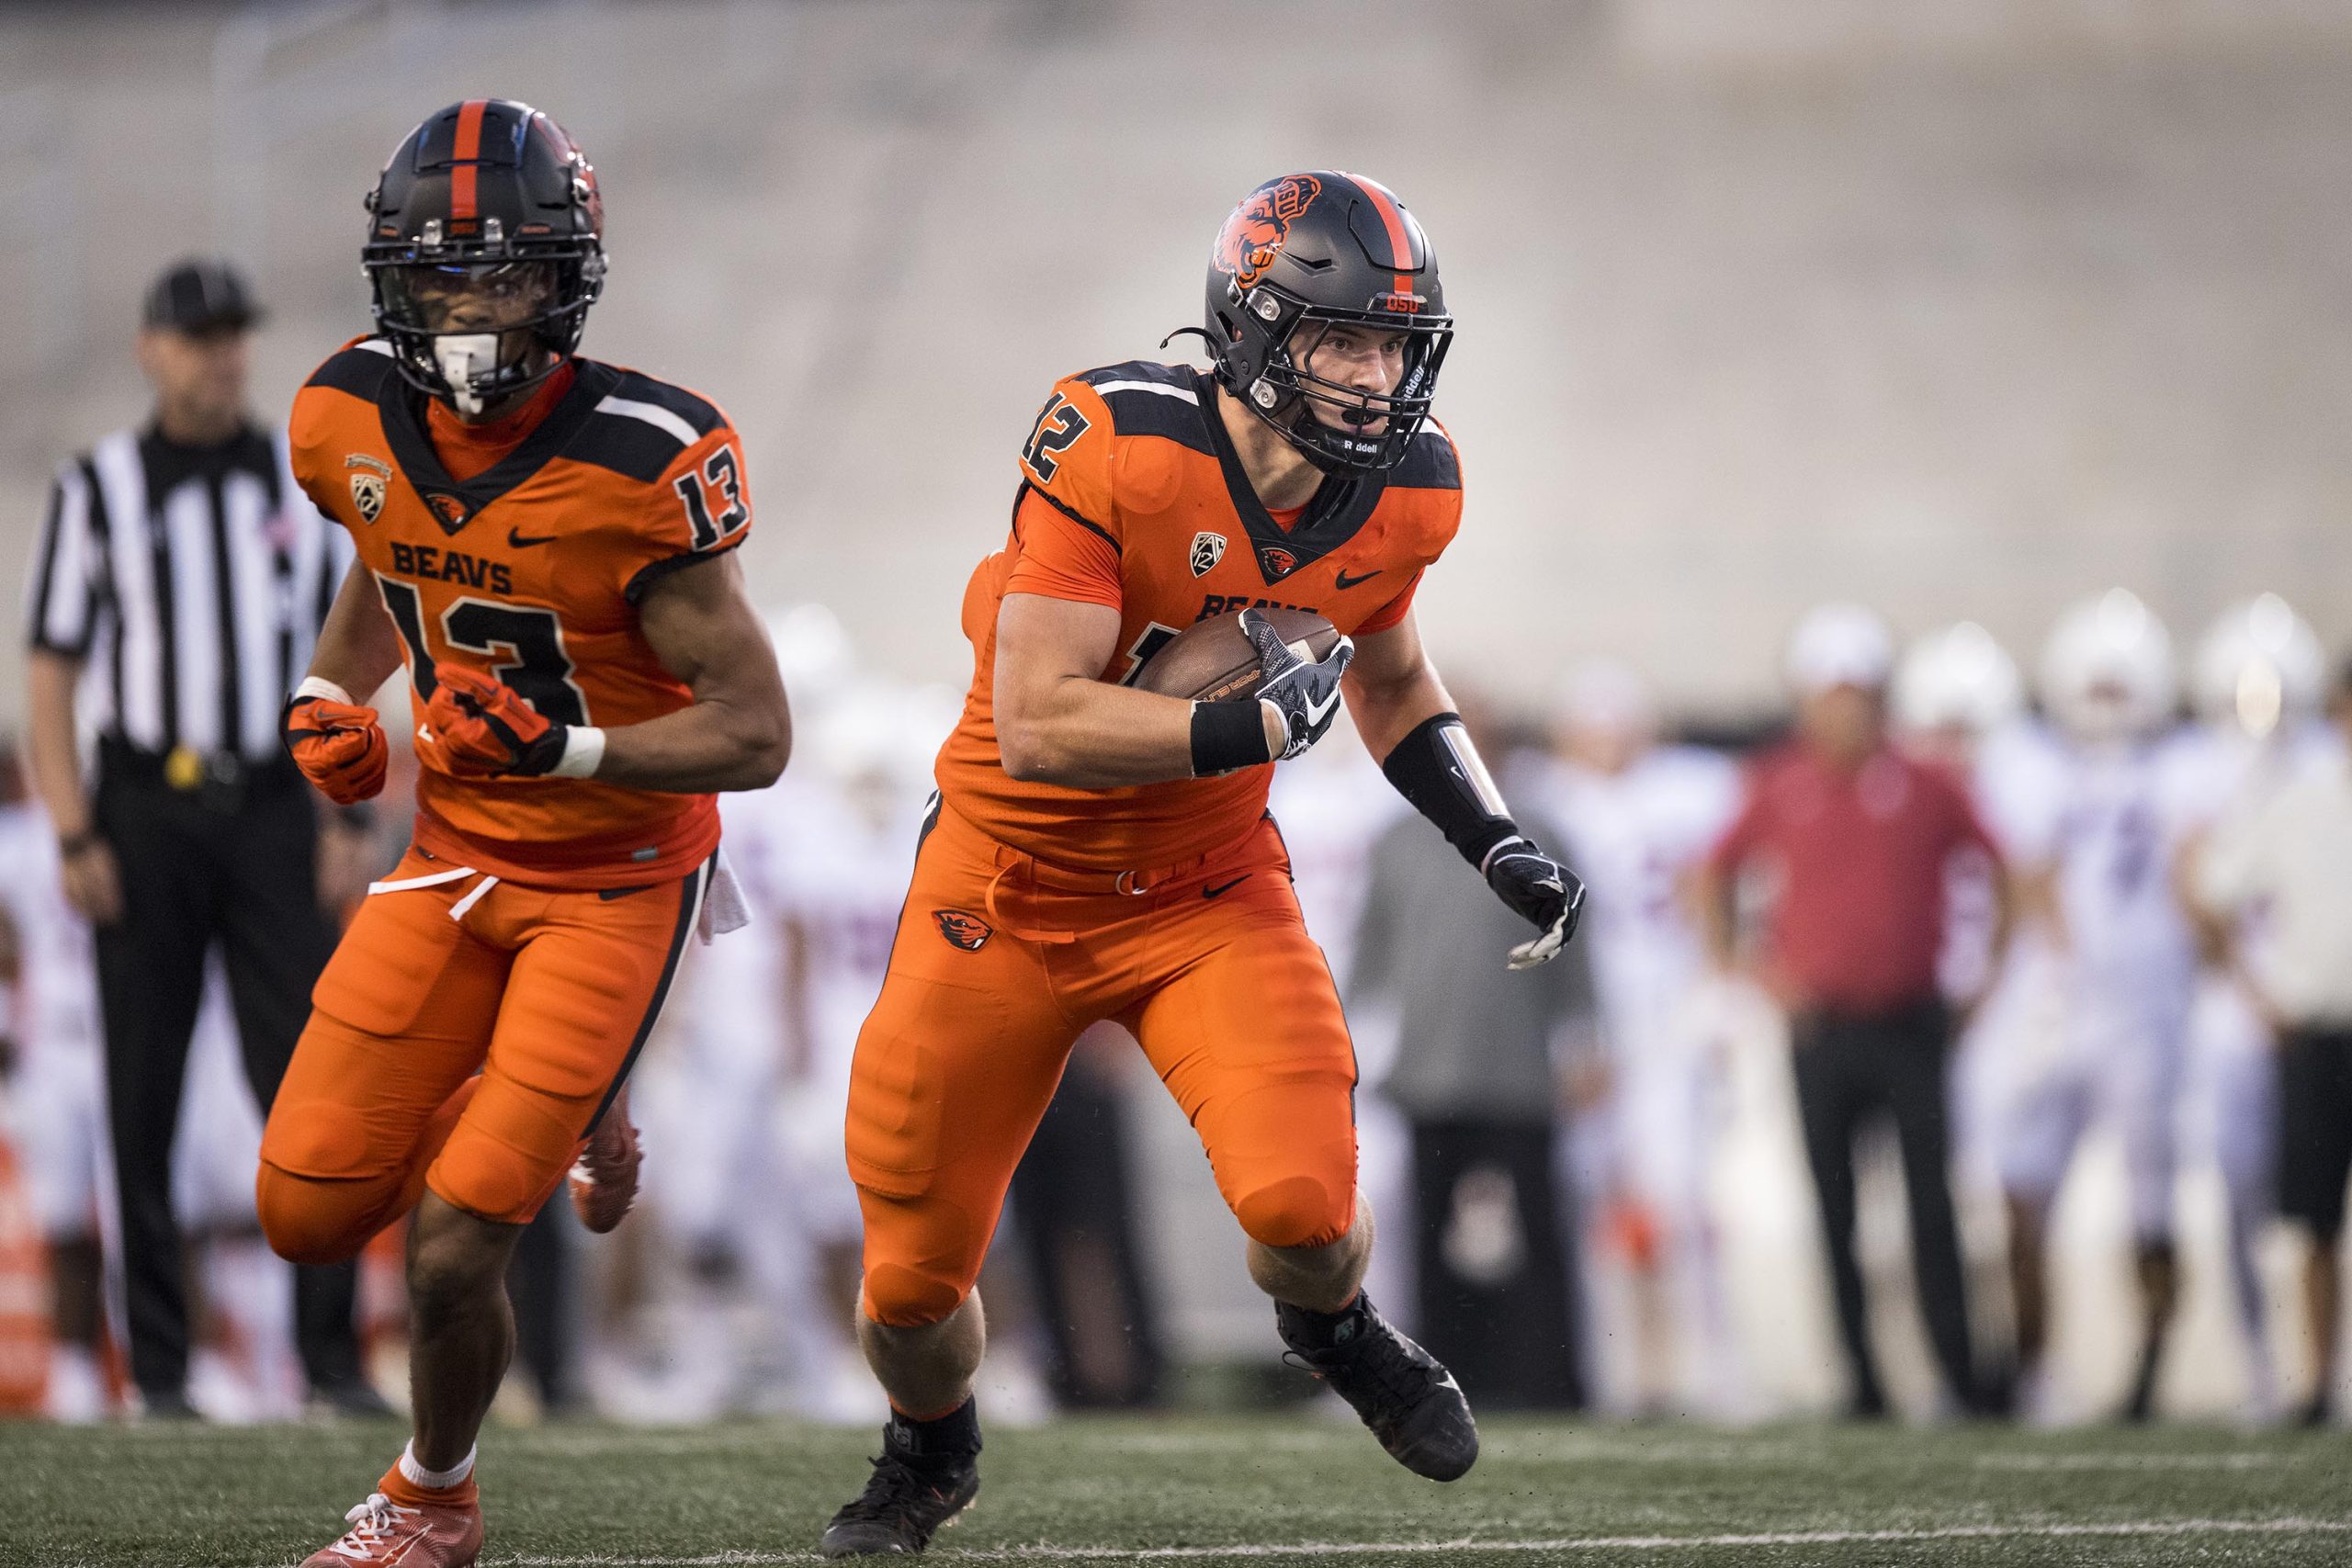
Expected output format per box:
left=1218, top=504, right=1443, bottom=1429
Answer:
left=934, top=360, right=1463, bottom=873
left=289, top=337, right=752, bottom=888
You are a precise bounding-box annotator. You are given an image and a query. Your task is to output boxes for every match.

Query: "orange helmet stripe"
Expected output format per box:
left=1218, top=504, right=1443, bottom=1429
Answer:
left=449, top=98, right=487, bottom=221
left=1349, top=174, right=1417, bottom=298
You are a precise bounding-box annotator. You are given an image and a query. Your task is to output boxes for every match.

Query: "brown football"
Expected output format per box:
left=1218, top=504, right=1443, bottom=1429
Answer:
left=1129, top=607, right=1342, bottom=702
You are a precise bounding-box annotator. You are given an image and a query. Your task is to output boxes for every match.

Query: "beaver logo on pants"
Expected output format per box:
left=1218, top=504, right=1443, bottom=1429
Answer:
left=933, top=909, right=993, bottom=952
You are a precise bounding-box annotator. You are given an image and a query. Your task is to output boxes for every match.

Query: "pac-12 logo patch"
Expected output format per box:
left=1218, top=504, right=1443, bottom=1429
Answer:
left=345, top=454, right=391, bottom=524
left=933, top=909, right=993, bottom=952
left=1190, top=532, right=1227, bottom=577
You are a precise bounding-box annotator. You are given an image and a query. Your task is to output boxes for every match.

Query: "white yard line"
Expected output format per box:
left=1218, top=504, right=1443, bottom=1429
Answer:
left=1973, top=1451, right=2285, bottom=1472
left=472, top=1516, right=2352, bottom=1566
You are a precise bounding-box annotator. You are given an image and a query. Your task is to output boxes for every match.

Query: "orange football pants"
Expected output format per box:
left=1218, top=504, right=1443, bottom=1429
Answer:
left=257, top=848, right=706, bottom=1262
left=848, top=801, right=1359, bottom=1327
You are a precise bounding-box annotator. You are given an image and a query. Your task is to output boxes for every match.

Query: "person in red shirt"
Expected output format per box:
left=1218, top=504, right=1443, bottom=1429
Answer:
left=1696, top=604, right=2011, bottom=1418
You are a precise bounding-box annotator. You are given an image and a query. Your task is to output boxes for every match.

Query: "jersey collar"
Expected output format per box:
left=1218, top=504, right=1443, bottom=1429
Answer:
left=1192, top=367, right=1386, bottom=587
left=379, top=358, right=618, bottom=536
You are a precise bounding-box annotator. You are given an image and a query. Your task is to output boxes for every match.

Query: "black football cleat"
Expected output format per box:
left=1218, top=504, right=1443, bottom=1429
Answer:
left=1279, top=1293, right=1478, bottom=1482
left=820, top=1406, right=981, bottom=1559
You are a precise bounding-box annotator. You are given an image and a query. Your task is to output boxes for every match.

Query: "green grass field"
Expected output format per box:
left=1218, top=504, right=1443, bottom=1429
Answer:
left=4, top=1415, right=2347, bottom=1566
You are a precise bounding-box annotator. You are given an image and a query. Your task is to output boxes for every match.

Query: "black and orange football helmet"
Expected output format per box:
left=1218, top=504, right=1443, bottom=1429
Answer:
left=1200, top=171, right=1453, bottom=473
left=363, top=98, right=605, bottom=413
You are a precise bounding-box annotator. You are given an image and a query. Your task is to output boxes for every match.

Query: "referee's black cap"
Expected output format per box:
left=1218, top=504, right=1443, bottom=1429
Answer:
left=141, top=257, right=263, bottom=334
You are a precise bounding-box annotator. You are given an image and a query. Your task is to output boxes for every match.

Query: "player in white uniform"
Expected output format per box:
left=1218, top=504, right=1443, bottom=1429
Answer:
left=0, top=795, right=297, bottom=1421
left=2170, top=594, right=2333, bottom=1421
left=633, top=606, right=907, bottom=1422
left=1521, top=660, right=1741, bottom=1416
left=2001, top=591, right=2198, bottom=1422
left=1892, top=626, right=2057, bottom=1203
left=0, top=799, right=109, bottom=1419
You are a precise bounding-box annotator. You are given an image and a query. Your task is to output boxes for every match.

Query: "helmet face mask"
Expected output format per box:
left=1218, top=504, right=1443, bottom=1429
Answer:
left=1243, top=307, right=1453, bottom=473
left=363, top=100, right=605, bottom=416
left=1202, top=172, right=1453, bottom=475
left=373, top=260, right=578, bottom=413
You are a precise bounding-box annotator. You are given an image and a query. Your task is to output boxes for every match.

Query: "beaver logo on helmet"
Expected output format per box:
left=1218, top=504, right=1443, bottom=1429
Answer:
left=1198, top=171, right=1453, bottom=475
left=1214, top=174, right=1323, bottom=290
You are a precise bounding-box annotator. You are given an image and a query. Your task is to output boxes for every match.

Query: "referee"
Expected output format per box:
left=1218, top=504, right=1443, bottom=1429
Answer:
left=20, top=258, right=387, bottom=1418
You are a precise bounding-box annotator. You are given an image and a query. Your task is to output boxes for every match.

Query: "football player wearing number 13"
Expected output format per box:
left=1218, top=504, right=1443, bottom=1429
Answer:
left=822, top=172, right=1585, bottom=1556
left=259, top=100, right=788, bottom=1568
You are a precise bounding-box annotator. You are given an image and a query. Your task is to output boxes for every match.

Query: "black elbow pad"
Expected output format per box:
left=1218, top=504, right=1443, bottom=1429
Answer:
left=1379, top=712, right=1519, bottom=870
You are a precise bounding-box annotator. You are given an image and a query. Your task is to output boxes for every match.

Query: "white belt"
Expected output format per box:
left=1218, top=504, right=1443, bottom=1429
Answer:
left=366, top=864, right=499, bottom=920
left=364, top=851, right=747, bottom=939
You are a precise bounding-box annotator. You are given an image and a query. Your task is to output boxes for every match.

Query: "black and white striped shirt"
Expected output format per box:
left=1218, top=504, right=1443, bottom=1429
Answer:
left=23, top=423, right=353, bottom=761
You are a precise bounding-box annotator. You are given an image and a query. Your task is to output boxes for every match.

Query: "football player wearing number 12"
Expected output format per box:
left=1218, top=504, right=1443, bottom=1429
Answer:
left=821, top=173, right=1587, bottom=1556
left=259, top=100, right=788, bottom=1568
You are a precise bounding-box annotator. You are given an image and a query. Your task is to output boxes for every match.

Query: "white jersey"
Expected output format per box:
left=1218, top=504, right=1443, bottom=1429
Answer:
left=0, top=806, right=99, bottom=1068
left=0, top=807, right=106, bottom=1238
left=1523, top=746, right=1739, bottom=1058
left=779, top=784, right=931, bottom=1082
left=2030, top=732, right=2202, bottom=1020
left=1985, top=729, right=2200, bottom=1236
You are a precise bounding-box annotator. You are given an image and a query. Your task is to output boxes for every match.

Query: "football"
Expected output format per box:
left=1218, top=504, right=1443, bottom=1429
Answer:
left=1129, top=607, right=1342, bottom=702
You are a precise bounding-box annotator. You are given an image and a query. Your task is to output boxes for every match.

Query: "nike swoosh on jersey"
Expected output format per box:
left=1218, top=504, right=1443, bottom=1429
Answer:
left=1203, top=874, right=1251, bottom=899
left=507, top=527, right=558, bottom=548
left=1334, top=567, right=1382, bottom=590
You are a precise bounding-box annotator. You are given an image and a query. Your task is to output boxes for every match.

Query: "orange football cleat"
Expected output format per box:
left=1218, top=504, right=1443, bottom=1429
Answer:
left=300, top=1491, right=481, bottom=1568
left=567, top=1086, right=641, bottom=1234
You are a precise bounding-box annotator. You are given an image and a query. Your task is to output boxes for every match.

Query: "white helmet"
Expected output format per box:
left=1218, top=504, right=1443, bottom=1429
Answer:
left=1552, top=658, right=1658, bottom=741
left=809, top=678, right=956, bottom=801
left=763, top=602, right=854, bottom=692
left=1785, top=603, right=1894, bottom=695
left=2192, top=593, right=2324, bottom=739
left=1894, top=622, right=2022, bottom=739
left=2040, top=589, right=2176, bottom=743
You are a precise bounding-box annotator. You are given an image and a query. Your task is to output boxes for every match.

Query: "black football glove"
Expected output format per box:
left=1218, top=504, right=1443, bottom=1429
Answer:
left=1483, top=836, right=1587, bottom=970
left=1241, top=606, right=1353, bottom=761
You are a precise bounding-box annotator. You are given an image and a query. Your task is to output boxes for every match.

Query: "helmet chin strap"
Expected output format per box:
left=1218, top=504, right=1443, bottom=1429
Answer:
left=435, top=333, right=501, bottom=416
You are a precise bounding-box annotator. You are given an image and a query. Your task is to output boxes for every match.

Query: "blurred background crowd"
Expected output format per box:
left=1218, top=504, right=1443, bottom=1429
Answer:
left=7, top=570, right=2351, bottom=1434
left=2, top=0, right=2351, bottom=1437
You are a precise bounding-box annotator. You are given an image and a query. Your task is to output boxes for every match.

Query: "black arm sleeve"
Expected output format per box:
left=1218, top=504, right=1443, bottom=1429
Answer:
left=1378, top=711, right=1523, bottom=872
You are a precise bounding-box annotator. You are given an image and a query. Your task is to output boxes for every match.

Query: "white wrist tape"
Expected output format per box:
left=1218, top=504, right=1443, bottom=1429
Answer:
left=294, top=675, right=356, bottom=706
left=552, top=726, right=605, bottom=779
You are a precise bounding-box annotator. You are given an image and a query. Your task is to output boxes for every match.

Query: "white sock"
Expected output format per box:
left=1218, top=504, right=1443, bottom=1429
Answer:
left=397, top=1439, right=477, bottom=1493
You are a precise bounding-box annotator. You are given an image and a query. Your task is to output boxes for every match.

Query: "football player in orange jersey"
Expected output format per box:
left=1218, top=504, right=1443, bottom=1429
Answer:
left=259, top=100, right=788, bottom=1568
left=820, top=172, right=1584, bottom=1556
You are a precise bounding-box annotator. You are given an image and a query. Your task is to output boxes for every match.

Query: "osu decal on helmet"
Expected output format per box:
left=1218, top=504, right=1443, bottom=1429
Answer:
left=1199, top=170, right=1453, bottom=474
left=363, top=97, right=606, bottom=414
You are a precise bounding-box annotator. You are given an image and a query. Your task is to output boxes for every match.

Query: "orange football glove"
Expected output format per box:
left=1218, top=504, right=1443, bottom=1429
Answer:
left=282, top=693, right=388, bottom=805
left=420, top=662, right=571, bottom=778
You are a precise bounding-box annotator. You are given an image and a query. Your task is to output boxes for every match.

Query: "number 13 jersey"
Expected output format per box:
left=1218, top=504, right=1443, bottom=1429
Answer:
left=289, top=337, right=753, bottom=888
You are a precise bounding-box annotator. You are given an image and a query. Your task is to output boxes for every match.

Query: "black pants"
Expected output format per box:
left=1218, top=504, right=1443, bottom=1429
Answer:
left=507, top=1201, right=583, bottom=1416
left=2278, top=1027, right=2352, bottom=1244
left=1410, top=1118, right=1583, bottom=1411
left=1008, top=1049, right=1165, bottom=1408
left=1790, top=999, right=1975, bottom=1409
left=90, top=753, right=362, bottom=1398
